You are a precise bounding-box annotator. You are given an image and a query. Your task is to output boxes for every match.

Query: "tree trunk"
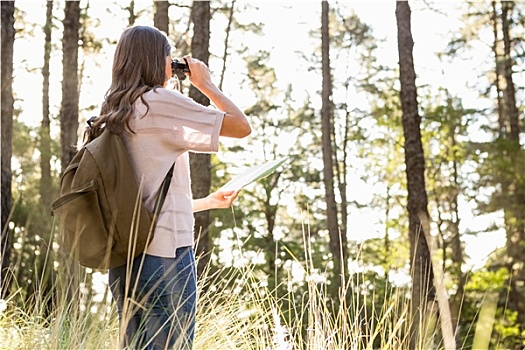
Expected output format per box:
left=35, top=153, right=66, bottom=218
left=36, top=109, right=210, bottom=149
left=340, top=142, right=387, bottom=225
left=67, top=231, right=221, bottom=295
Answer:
left=449, top=127, right=465, bottom=336
left=491, top=1, right=506, bottom=136
left=35, top=0, right=55, bottom=314
left=262, top=173, right=281, bottom=294
left=60, top=1, right=80, bottom=173
left=500, top=2, right=520, bottom=144
left=189, top=0, right=212, bottom=280
left=59, top=0, right=81, bottom=306
left=395, top=2, right=438, bottom=348
left=335, top=103, right=349, bottom=272
left=218, top=0, right=235, bottom=91
left=41, top=0, right=53, bottom=211
left=321, top=0, right=342, bottom=297
left=1, top=0, right=15, bottom=297
left=500, top=0, right=525, bottom=330
left=154, top=0, right=170, bottom=34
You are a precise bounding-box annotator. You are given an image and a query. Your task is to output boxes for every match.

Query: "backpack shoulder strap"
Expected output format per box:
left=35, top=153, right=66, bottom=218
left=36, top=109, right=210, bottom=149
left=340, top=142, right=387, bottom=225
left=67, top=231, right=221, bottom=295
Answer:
left=152, top=163, right=175, bottom=217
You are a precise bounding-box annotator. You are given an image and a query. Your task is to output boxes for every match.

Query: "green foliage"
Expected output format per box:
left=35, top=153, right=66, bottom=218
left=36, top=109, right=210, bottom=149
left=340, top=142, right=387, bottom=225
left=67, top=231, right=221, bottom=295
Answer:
left=6, top=118, right=59, bottom=306
left=465, top=266, right=508, bottom=293
left=493, top=310, right=524, bottom=350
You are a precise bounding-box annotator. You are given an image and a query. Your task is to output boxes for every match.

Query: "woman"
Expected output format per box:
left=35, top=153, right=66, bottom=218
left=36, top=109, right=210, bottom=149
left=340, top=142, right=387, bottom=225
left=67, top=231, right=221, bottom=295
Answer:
left=91, top=25, right=251, bottom=349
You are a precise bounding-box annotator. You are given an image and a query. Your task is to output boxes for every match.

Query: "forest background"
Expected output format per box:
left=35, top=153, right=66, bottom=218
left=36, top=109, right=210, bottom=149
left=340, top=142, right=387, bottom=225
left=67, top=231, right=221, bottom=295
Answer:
left=0, top=0, right=524, bottom=349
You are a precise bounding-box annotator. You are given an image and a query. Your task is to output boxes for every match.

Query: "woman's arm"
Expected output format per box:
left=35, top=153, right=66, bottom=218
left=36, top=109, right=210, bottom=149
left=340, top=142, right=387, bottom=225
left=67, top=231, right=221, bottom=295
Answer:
left=183, top=55, right=252, bottom=139
left=192, top=189, right=240, bottom=212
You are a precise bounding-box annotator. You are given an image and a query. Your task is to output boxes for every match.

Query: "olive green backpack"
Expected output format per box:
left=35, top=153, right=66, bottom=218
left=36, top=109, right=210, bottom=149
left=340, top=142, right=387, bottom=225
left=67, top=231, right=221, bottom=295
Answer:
left=52, top=128, right=173, bottom=270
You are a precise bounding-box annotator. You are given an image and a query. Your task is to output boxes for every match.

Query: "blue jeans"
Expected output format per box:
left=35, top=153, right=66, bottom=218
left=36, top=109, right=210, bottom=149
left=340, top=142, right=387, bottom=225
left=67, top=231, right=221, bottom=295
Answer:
left=109, top=247, right=197, bottom=350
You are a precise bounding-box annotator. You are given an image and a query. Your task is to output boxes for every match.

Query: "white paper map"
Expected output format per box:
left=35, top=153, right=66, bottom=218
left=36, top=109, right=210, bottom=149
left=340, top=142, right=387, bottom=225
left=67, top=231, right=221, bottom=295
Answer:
left=220, top=157, right=288, bottom=192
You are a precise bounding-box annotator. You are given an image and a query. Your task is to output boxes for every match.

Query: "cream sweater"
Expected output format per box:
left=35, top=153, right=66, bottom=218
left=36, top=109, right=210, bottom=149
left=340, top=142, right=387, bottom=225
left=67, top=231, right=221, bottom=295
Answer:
left=121, top=87, right=225, bottom=257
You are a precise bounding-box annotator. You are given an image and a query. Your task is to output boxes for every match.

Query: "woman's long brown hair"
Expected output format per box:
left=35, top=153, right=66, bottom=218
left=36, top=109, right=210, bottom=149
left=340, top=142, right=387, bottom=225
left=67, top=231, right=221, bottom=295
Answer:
left=84, top=26, right=171, bottom=143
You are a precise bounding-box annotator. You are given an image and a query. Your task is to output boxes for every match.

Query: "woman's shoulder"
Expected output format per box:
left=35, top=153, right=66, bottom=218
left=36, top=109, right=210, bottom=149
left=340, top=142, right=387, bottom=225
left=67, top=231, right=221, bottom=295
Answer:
left=143, top=87, right=180, bottom=100
left=143, top=87, right=197, bottom=106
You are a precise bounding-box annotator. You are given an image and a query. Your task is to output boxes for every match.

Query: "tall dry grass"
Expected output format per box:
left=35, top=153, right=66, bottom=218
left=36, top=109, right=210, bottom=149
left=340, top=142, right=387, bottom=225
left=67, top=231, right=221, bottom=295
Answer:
left=0, top=222, right=504, bottom=350
left=0, top=252, right=417, bottom=349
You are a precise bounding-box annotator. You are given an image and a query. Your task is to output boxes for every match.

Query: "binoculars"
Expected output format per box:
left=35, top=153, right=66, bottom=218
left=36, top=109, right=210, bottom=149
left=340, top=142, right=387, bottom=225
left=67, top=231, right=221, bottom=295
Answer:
left=171, top=59, right=190, bottom=80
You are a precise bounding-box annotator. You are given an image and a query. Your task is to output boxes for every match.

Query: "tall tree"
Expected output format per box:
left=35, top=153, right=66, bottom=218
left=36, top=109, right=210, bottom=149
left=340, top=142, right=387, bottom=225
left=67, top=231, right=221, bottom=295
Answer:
left=330, top=9, right=372, bottom=244
left=496, top=0, right=525, bottom=331
left=35, top=0, right=56, bottom=312
left=40, top=0, right=54, bottom=213
left=327, top=8, right=378, bottom=302
left=60, top=1, right=81, bottom=172
left=500, top=2, right=520, bottom=144
left=321, top=0, right=343, bottom=297
left=218, top=0, right=235, bottom=90
left=154, top=0, right=170, bottom=34
left=58, top=0, right=81, bottom=305
left=482, top=2, right=525, bottom=338
left=447, top=2, right=524, bottom=346
left=1, top=0, right=16, bottom=296
left=491, top=1, right=506, bottom=136
left=395, top=2, right=440, bottom=348
left=421, top=90, right=475, bottom=338
left=189, top=0, right=212, bottom=279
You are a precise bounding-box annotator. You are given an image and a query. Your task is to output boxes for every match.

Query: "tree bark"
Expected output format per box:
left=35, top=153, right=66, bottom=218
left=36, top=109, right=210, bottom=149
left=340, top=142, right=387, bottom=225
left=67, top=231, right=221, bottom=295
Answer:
left=500, top=0, right=525, bottom=330
left=189, top=0, right=212, bottom=280
left=491, top=1, right=506, bottom=135
left=449, top=125, right=465, bottom=335
left=41, top=0, right=53, bottom=212
left=154, top=0, right=170, bottom=34
left=334, top=101, right=349, bottom=271
left=1, top=0, right=15, bottom=297
left=59, top=0, right=81, bottom=306
left=35, top=0, right=56, bottom=313
left=262, top=173, right=281, bottom=293
left=218, top=0, right=235, bottom=91
left=321, top=1, right=342, bottom=297
left=395, top=2, right=441, bottom=348
left=60, top=1, right=80, bottom=173
left=500, top=2, right=520, bottom=143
